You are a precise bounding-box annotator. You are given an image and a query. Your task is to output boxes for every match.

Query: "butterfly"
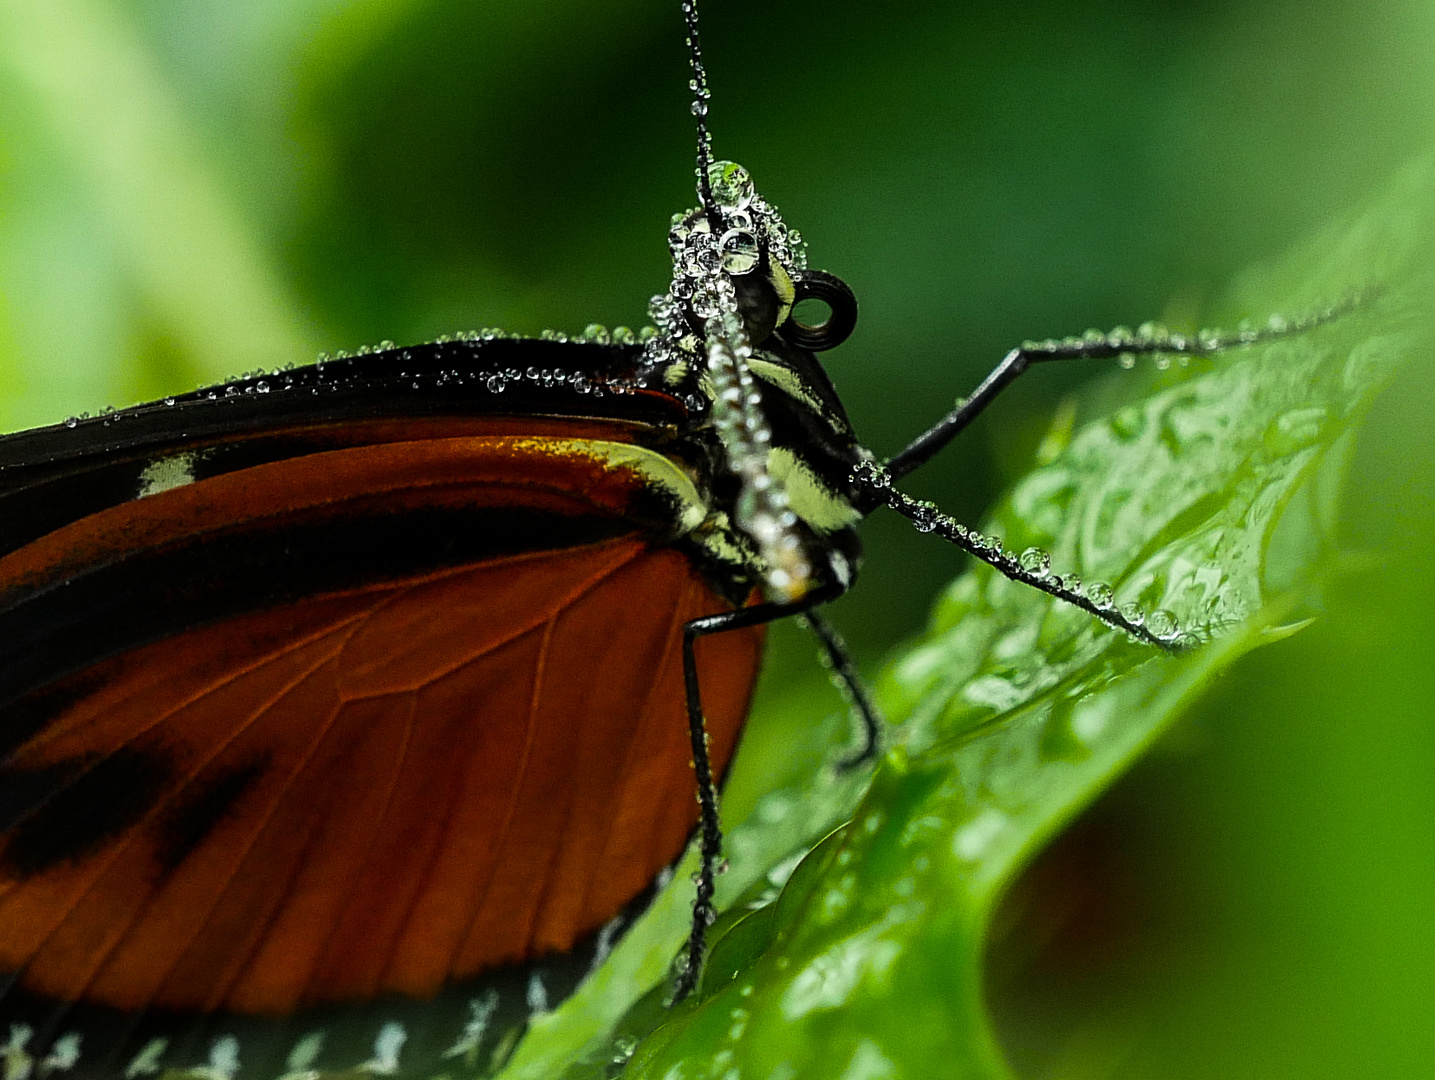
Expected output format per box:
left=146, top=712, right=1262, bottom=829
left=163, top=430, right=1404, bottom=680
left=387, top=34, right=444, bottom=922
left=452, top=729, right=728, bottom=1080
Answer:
left=0, top=1, right=1371, bottom=1078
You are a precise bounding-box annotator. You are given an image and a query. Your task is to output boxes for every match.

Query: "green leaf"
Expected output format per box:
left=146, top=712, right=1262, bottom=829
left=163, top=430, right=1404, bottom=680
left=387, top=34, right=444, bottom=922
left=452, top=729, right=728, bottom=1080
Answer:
left=500, top=156, right=1435, bottom=1079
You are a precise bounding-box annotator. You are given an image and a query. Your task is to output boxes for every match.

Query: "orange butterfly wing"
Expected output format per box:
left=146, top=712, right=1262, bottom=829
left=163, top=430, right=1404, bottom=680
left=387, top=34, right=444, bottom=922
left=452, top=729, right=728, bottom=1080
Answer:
left=0, top=429, right=761, bottom=1020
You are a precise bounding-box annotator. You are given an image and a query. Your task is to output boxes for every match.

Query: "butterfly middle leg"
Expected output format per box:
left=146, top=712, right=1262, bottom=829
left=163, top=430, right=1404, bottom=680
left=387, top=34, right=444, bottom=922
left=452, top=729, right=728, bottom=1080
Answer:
left=673, top=581, right=853, bottom=1000
left=800, top=610, right=881, bottom=770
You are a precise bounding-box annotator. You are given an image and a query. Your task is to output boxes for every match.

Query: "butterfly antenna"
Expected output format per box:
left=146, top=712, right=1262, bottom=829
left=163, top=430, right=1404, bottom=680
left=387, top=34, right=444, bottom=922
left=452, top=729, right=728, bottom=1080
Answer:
left=682, top=0, right=722, bottom=230
left=649, top=1, right=812, bottom=602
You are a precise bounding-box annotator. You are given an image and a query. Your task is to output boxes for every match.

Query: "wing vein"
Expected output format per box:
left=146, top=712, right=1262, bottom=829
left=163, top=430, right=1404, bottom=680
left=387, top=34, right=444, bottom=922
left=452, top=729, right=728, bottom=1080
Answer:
left=11, top=621, right=359, bottom=1022
left=294, top=687, right=419, bottom=1006
left=447, top=613, right=555, bottom=974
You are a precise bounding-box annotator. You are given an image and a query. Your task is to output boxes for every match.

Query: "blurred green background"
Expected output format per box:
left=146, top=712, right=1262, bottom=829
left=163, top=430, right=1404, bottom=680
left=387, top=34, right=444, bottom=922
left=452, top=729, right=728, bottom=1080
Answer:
left=0, top=1, right=1432, bottom=1076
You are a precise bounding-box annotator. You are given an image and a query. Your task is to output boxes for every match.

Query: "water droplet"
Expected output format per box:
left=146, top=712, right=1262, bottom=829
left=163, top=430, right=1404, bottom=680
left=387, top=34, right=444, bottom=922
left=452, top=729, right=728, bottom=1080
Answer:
left=707, top=160, right=755, bottom=210
left=163, top=397, right=176, bottom=406
left=1119, top=602, right=1144, bottom=626
left=581, top=323, right=611, bottom=344
left=690, top=283, right=726, bottom=319
left=718, top=228, right=759, bottom=274
left=1018, top=547, right=1051, bottom=576
left=612, top=326, right=636, bottom=345
left=255, top=381, right=270, bottom=393
left=1134, top=322, right=1166, bottom=346
left=485, top=375, right=507, bottom=393
left=1146, top=608, right=1178, bottom=637
left=1084, top=580, right=1114, bottom=608
left=643, top=337, right=674, bottom=367
left=684, top=241, right=722, bottom=278
left=787, top=229, right=808, bottom=269
left=64, top=416, right=78, bottom=428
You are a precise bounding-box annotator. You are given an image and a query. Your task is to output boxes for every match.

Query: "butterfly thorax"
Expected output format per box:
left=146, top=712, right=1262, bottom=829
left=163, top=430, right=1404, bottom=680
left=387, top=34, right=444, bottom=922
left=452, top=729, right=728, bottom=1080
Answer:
left=646, top=161, right=869, bottom=603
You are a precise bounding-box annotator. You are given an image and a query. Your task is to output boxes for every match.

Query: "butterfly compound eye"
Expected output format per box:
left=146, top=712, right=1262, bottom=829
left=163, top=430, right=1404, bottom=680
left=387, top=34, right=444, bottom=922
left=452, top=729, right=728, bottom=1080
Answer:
left=782, top=269, right=857, bottom=352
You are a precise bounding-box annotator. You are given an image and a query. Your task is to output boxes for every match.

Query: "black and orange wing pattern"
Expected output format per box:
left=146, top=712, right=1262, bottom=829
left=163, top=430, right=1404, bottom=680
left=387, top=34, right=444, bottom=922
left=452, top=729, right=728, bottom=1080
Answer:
left=0, top=339, right=763, bottom=1077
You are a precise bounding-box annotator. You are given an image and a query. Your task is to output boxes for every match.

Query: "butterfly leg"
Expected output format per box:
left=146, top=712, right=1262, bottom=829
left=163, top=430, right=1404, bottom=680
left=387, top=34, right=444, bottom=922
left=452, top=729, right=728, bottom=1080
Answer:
left=884, top=297, right=1363, bottom=481
left=800, top=611, right=882, bottom=769
left=672, top=582, right=844, bottom=1001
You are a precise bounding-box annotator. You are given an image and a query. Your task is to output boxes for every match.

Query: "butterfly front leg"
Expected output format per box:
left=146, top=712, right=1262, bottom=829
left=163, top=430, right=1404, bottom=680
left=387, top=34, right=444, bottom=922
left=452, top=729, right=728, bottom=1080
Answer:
left=884, top=297, right=1364, bottom=481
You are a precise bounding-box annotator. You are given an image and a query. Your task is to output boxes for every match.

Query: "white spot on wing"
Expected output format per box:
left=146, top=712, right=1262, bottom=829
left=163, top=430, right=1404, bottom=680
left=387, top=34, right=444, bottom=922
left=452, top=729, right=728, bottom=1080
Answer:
left=123, top=1038, right=167, bottom=1078
left=192, top=1036, right=238, bottom=1080
left=443, top=991, right=499, bottom=1063
left=585, top=914, right=625, bottom=978
left=2, top=1024, right=33, bottom=1080
left=40, top=1033, right=80, bottom=1074
left=357, top=1022, right=405, bottom=1075
left=276, top=1031, right=325, bottom=1080
left=526, top=973, right=549, bottom=1017
left=137, top=452, right=199, bottom=497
